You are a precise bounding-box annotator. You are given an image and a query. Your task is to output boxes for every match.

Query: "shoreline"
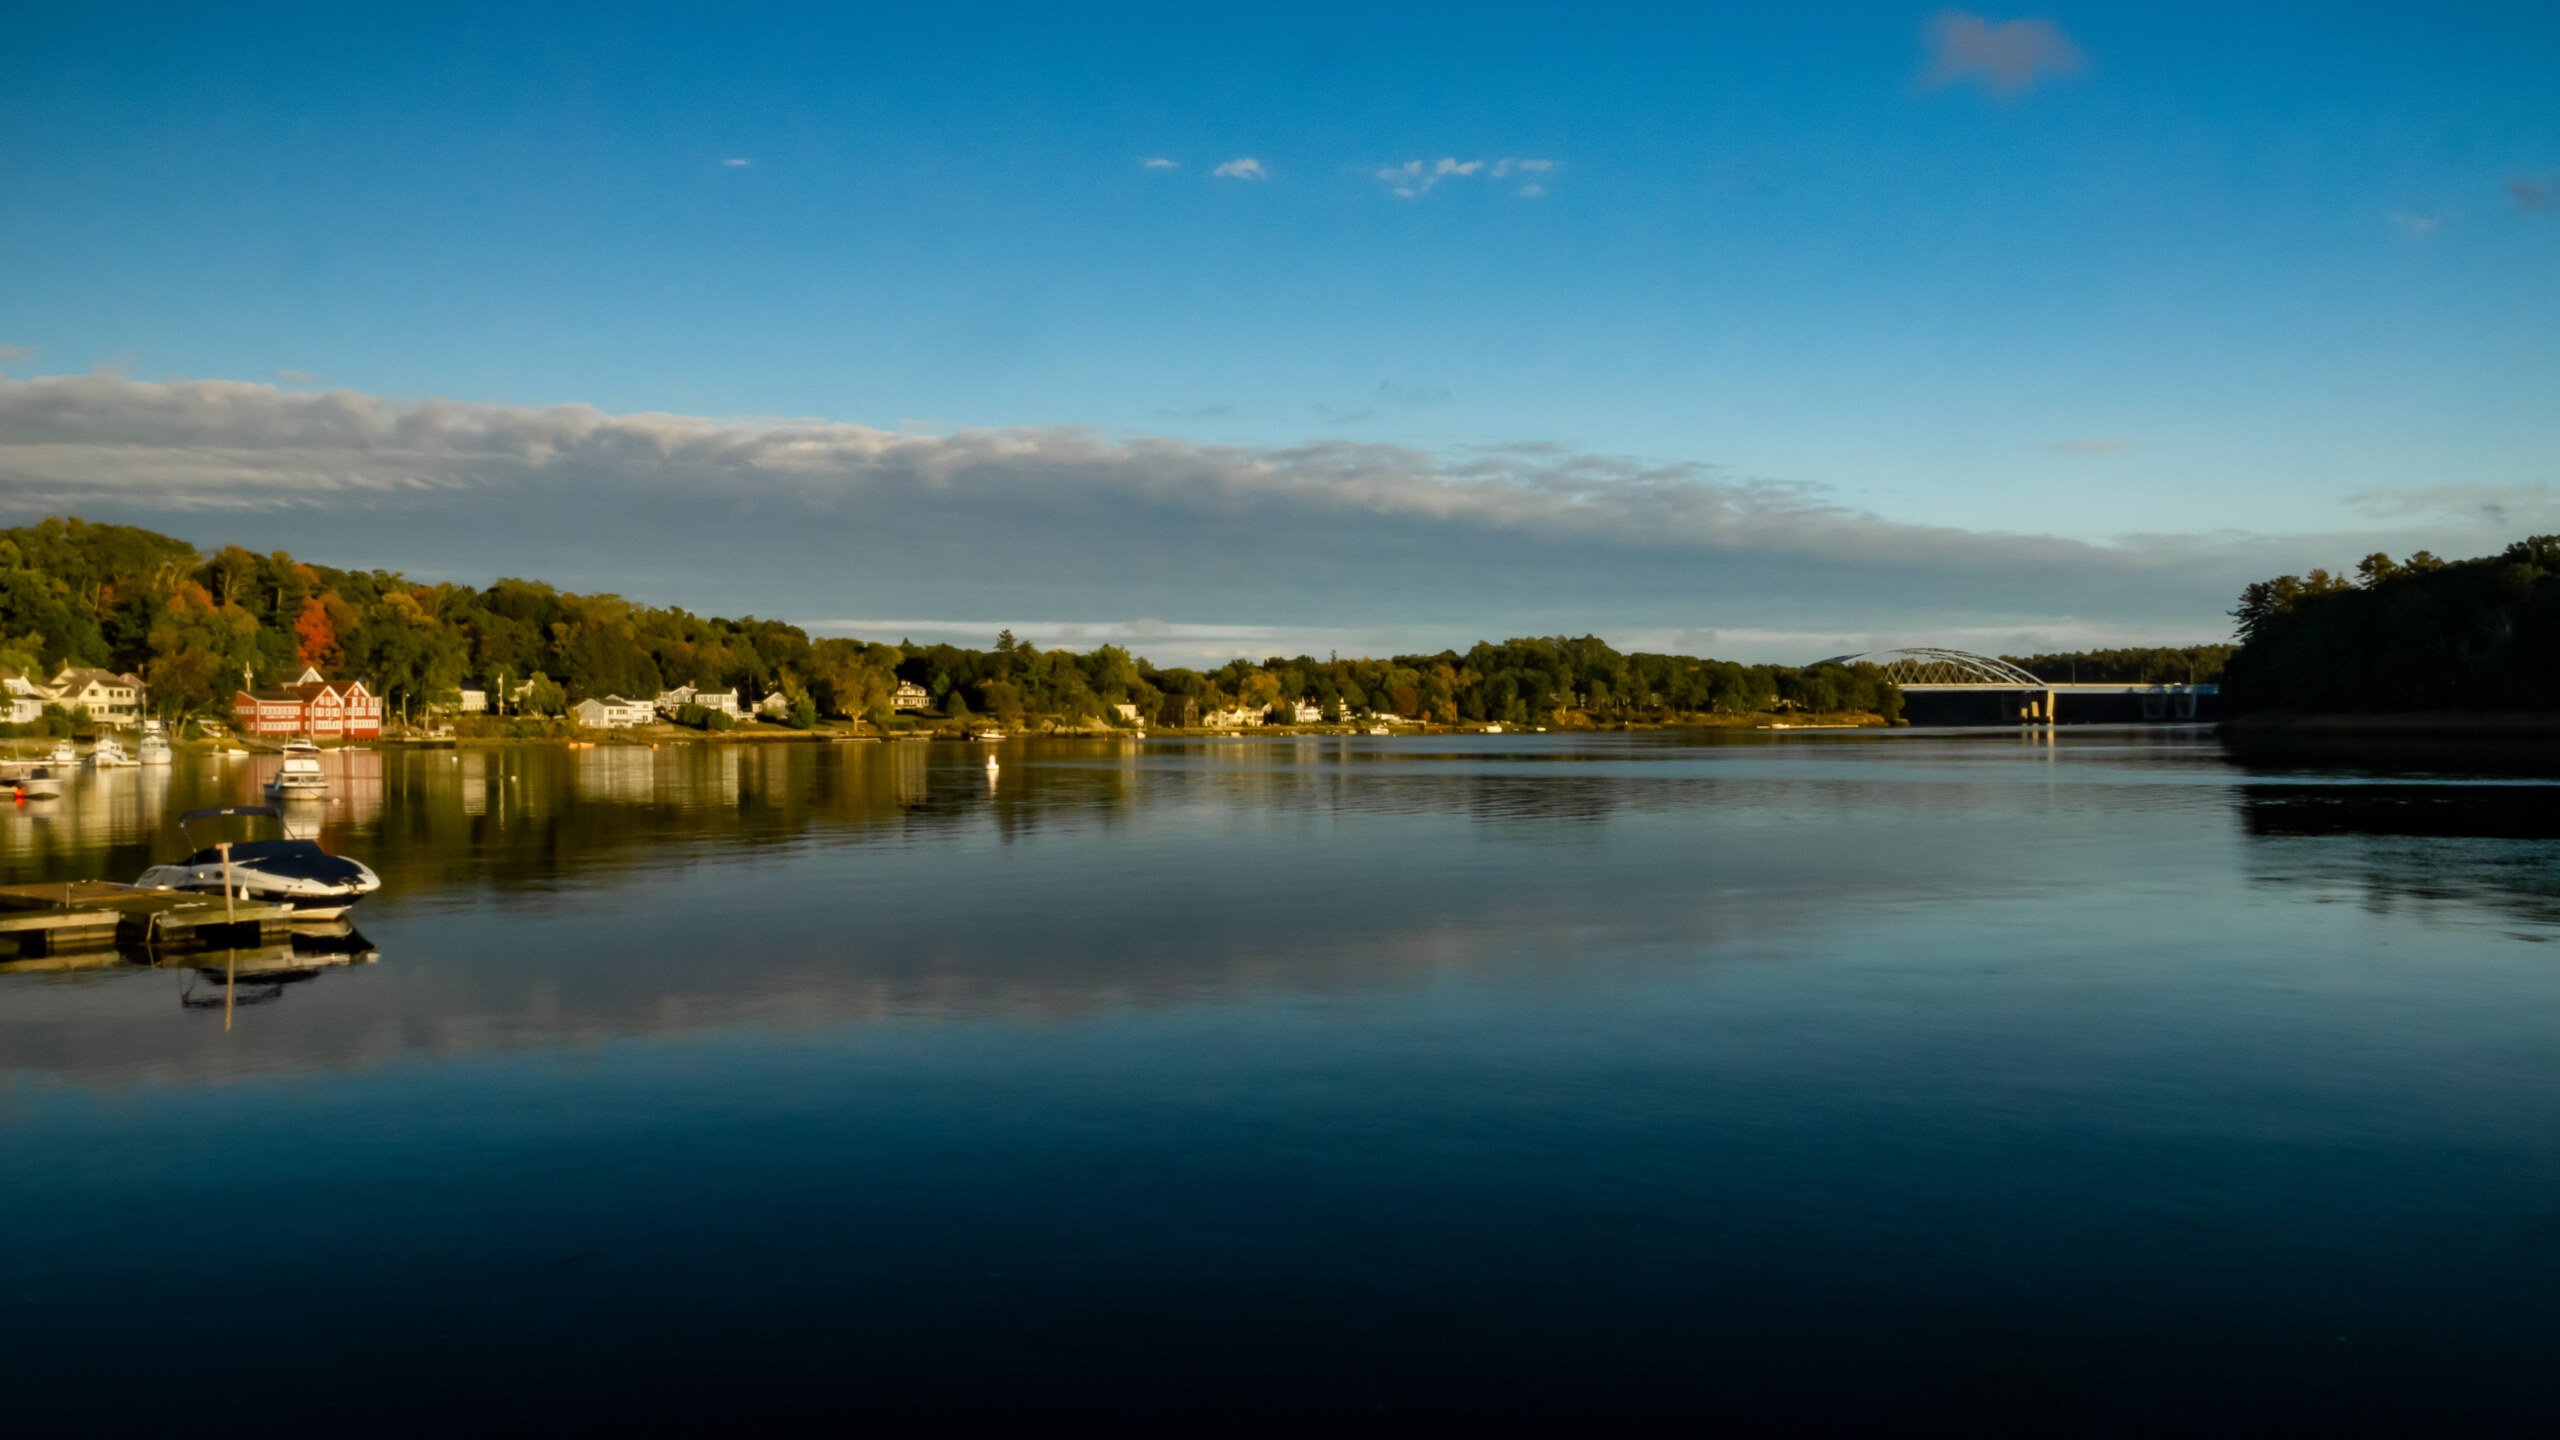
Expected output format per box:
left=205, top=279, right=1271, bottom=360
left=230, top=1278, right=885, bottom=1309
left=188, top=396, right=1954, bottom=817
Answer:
left=7, top=709, right=1899, bottom=756
left=2221, top=711, right=2560, bottom=739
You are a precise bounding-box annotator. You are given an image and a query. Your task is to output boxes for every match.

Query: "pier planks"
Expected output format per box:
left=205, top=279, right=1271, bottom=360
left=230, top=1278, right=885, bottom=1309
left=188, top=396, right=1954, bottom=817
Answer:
left=0, top=881, right=297, bottom=956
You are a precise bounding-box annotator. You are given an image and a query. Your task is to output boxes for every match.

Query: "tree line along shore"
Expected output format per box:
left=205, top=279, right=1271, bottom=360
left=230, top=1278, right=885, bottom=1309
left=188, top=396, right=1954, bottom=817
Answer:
left=2218, top=535, right=2560, bottom=736
left=0, top=517, right=1910, bottom=737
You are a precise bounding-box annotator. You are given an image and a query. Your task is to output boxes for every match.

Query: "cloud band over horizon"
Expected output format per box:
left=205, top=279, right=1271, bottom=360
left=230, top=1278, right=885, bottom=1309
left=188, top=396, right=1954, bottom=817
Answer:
left=0, top=373, right=2491, bottom=665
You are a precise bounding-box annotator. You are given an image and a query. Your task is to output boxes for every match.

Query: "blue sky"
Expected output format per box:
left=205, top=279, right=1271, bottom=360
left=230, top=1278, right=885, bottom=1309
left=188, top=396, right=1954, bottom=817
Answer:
left=3, top=3, right=2557, bottom=661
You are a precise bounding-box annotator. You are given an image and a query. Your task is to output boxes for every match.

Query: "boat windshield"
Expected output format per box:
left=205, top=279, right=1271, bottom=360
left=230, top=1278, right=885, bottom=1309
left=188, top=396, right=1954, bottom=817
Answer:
left=181, top=838, right=332, bottom=866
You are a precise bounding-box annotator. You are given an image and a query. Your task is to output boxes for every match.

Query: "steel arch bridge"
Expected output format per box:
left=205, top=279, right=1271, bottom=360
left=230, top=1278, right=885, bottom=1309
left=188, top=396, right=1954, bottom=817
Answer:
left=1812, top=647, right=2045, bottom=687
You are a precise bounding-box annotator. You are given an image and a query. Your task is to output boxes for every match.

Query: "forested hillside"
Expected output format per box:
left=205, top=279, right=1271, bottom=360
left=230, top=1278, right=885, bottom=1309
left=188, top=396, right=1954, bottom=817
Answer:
left=2224, top=539, right=2560, bottom=714
left=0, top=516, right=1899, bottom=728
left=2004, top=646, right=2232, bottom=684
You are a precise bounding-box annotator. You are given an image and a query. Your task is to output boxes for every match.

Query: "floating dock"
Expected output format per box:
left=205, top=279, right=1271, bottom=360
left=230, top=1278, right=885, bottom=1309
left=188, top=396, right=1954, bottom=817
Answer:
left=0, top=881, right=297, bottom=957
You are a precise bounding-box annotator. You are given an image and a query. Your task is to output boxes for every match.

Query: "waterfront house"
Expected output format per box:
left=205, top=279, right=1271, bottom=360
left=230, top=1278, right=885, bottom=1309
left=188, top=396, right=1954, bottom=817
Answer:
left=456, top=683, right=488, bottom=715
left=1111, top=702, right=1142, bottom=724
left=50, top=666, right=148, bottom=725
left=1287, top=699, right=1324, bottom=725
left=892, top=679, right=932, bottom=712
left=656, top=683, right=741, bottom=719
left=4, top=674, right=50, bottom=725
left=1203, top=706, right=1263, bottom=728
left=570, top=695, right=656, bottom=729
left=232, top=666, right=382, bottom=739
left=754, top=691, right=792, bottom=719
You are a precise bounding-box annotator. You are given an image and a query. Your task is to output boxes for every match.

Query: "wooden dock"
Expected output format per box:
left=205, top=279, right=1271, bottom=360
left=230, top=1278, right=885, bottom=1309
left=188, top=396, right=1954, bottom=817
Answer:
left=0, top=881, right=297, bottom=957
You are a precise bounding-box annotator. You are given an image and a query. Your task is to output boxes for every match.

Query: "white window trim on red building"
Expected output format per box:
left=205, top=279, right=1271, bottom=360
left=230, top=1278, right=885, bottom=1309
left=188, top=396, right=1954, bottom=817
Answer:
left=231, top=675, right=385, bottom=739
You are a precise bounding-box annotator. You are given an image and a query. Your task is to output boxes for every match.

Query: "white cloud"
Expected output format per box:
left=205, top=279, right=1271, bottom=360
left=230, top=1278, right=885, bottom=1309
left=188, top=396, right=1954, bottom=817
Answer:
left=1212, top=157, right=1267, bottom=180
left=1140, top=156, right=1179, bottom=171
left=720, top=157, right=753, bottom=168
left=1374, top=157, right=1555, bottom=199
left=0, top=372, right=2445, bottom=661
left=2390, top=211, right=2442, bottom=236
left=1919, top=11, right=2087, bottom=97
left=0, top=344, right=32, bottom=365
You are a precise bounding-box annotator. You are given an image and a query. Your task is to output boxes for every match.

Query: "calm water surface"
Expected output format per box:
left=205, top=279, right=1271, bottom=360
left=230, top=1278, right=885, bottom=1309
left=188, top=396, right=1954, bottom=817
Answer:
left=5, top=730, right=2558, bottom=1425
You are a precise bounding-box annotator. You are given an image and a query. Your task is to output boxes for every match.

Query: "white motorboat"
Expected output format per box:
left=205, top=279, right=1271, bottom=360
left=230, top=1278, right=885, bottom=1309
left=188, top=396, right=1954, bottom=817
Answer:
left=265, top=741, right=328, bottom=799
left=138, top=721, right=172, bottom=766
left=49, top=740, right=76, bottom=765
left=89, top=738, right=138, bottom=768
left=137, top=805, right=380, bottom=919
left=972, top=729, right=1005, bottom=742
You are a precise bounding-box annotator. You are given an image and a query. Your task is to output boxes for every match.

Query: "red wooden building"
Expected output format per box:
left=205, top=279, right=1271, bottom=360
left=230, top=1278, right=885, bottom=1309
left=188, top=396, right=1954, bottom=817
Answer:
left=233, top=667, right=384, bottom=739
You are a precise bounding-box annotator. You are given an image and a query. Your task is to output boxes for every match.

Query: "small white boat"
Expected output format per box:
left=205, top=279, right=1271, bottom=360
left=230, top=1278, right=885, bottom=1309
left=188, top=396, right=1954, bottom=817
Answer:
left=89, top=738, right=138, bottom=768
left=265, top=741, right=328, bottom=799
left=138, top=721, right=172, bottom=766
left=1366, top=725, right=1389, bottom=735
left=972, top=729, right=1005, bottom=742
left=48, top=741, right=76, bottom=765
left=11, top=765, right=62, bottom=801
left=222, top=747, right=249, bottom=759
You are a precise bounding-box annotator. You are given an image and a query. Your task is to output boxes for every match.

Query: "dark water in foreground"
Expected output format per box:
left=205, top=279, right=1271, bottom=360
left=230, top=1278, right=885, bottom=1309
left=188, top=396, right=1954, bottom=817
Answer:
left=4, top=730, right=2558, bottom=1426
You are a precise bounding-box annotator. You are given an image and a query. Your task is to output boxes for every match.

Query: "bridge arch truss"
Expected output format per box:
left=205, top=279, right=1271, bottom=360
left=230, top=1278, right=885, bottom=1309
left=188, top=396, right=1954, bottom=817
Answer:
left=1812, top=647, right=2044, bottom=687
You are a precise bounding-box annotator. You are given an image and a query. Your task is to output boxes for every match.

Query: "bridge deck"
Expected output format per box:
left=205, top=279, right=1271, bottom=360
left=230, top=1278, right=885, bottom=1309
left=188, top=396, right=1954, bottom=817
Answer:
left=1897, top=682, right=2219, bottom=693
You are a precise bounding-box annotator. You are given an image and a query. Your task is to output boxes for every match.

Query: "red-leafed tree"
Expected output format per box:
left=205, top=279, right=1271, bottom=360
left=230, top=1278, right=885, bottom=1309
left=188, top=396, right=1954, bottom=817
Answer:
left=294, top=596, right=344, bottom=671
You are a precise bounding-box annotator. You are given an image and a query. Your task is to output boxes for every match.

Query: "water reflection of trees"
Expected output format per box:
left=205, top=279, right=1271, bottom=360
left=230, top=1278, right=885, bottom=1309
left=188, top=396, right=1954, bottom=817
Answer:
left=2238, top=783, right=2560, bottom=927
left=0, top=735, right=2094, bottom=900
left=4, top=734, right=2197, bottom=1086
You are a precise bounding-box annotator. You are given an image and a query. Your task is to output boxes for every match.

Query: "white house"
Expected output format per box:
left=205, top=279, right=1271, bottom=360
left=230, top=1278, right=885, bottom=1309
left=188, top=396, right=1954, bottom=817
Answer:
left=456, top=683, right=488, bottom=715
left=892, top=679, right=932, bottom=712
left=1287, top=700, right=1324, bottom=724
left=1203, top=707, right=1263, bottom=728
left=571, top=695, right=657, bottom=729
left=754, top=691, right=792, bottom=718
left=1110, top=702, right=1142, bottom=724
left=49, top=666, right=147, bottom=724
left=656, top=683, right=741, bottom=719
left=4, top=675, right=50, bottom=725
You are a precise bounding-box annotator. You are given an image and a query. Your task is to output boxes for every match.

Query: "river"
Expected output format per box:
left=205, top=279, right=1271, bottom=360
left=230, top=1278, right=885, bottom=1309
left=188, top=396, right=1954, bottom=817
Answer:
left=4, top=729, right=2556, bottom=1425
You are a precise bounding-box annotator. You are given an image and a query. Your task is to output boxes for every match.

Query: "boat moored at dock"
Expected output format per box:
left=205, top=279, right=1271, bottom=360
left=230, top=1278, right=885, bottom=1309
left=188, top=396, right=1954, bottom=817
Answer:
left=135, top=805, right=381, bottom=920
